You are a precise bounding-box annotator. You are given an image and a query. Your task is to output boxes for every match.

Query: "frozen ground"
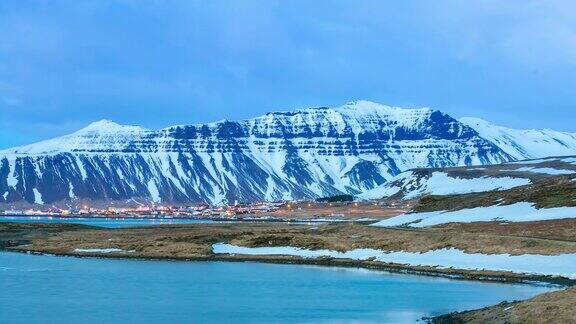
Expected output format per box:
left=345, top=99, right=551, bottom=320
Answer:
left=359, top=171, right=531, bottom=200
left=213, top=243, right=576, bottom=279
left=370, top=203, right=576, bottom=228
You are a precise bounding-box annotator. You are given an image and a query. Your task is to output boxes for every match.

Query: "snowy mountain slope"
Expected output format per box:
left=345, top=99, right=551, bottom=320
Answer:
left=358, top=170, right=532, bottom=200
left=1, top=100, right=575, bottom=206
left=367, top=157, right=576, bottom=226
left=5, top=120, right=149, bottom=155
left=460, top=117, right=576, bottom=160
left=359, top=156, right=576, bottom=201
left=371, top=202, right=576, bottom=227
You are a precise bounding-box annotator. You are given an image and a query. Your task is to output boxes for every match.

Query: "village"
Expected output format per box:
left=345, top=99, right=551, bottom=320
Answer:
left=1, top=201, right=284, bottom=218
left=0, top=199, right=409, bottom=220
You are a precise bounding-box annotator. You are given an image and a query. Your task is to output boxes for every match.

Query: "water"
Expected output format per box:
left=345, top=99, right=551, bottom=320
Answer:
left=0, top=216, right=216, bottom=228
left=0, top=216, right=343, bottom=228
left=0, top=252, right=555, bottom=323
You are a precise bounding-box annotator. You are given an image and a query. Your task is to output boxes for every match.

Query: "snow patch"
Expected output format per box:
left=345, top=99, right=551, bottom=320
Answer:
left=32, top=188, right=44, bottom=205
left=411, top=172, right=531, bottom=198
left=264, top=175, right=276, bottom=201
left=371, top=202, right=576, bottom=227
left=147, top=179, right=161, bottom=203
left=358, top=183, right=402, bottom=200
left=359, top=171, right=530, bottom=200
left=68, top=183, right=76, bottom=199
left=6, top=157, right=18, bottom=187
left=74, top=248, right=133, bottom=253
left=562, top=157, right=576, bottom=165
left=212, top=243, right=576, bottom=279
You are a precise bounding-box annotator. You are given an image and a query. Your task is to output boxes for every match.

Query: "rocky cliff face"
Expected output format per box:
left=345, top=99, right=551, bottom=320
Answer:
left=1, top=100, right=555, bottom=205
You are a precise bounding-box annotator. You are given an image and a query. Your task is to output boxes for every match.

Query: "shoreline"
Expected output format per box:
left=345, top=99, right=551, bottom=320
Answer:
left=0, top=214, right=376, bottom=224
left=3, top=220, right=575, bottom=322
left=3, top=247, right=564, bottom=324
left=3, top=245, right=573, bottom=287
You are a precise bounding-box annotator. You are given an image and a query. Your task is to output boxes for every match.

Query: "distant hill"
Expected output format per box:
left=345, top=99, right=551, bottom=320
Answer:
left=367, top=156, right=576, bottom=227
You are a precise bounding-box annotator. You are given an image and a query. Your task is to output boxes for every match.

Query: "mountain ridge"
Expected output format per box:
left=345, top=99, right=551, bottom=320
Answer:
left=460, top=117, right=576, bottom=160
left=1, top=100, right=575, bottom=205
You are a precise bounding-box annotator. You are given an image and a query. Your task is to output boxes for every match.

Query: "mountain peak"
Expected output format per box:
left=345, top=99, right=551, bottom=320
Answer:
left=336, top=100, right=433, bottom=115
left=343, top=99, right=384, bottom=107
left=75, top=119, right=147, bottom=134
left=339, top=100, right=392, bottom=111
left=459, top=117, right=492, bottom=127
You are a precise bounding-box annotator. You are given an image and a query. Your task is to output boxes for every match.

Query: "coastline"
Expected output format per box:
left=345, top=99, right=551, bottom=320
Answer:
left=0, top=214, right=378, bottom=224
left=3, top=245, right=573, bottom=287
left=3, top=246, right=573, bottom=323
left=3, top=220, right=576, bottom=322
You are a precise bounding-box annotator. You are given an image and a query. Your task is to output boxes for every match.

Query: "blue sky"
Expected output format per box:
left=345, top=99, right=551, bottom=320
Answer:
left=1, top=0, right=576, bottom=148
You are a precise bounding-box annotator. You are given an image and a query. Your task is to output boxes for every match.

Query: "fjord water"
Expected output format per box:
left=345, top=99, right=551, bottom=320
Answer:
left=0, top=252, right=554, bottom=323
left=0, top=216, right=216, bottom=228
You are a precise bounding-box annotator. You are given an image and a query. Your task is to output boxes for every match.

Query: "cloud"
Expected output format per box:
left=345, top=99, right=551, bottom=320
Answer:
left=410, top=0, right=576, bottom=69
left=0, top=0, right=575, bottom=149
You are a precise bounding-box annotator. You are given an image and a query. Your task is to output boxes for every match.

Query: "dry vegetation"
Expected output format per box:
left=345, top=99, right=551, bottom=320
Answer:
left=432, top=286, right=576, bottom=324
left=414, top=175, right=576, bottom=213
left=259, top=201, right=410, bottom=219
left=433, top=218, right=576, bottom=242
left=3, top=220, right=576, bottom=259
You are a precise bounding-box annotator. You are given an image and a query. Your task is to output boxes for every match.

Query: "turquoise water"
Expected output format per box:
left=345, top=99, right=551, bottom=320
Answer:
left=0, top=216, right=216, bottom=228
left=0, top=252, right=555, bottom=323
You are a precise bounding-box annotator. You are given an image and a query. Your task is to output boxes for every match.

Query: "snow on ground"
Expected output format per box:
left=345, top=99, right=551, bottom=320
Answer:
left=212, top=243, right=576, bottom=279
left=563, top=157, right=576, bottom=165
left=73, top=248, right=133, bottom=253
left=358, top=171, right=530, bottom=200
left=371, top=202, right=576, bottom=228
left=357, top=182, right=402, bottom=200
left=410, top=172, right=531, bottom=198
left=503, top=167, right=576, bottom=175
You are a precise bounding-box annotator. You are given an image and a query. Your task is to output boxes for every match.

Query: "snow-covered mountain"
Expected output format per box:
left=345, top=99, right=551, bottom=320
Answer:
left=1, top=100, right=575, bottom=205
left=460, top=117, right=576, bottom=160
